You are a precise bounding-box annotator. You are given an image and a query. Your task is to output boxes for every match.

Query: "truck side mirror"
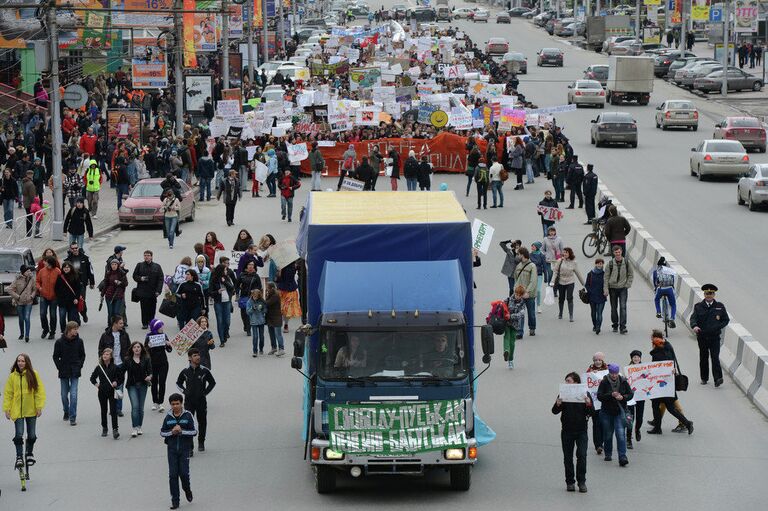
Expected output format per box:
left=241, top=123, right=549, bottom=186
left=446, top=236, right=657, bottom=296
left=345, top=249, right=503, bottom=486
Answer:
left=480, top=325, right=494, bottom=357
left=293, top=330, right=306, bottom=357
left=291, top=357, right=303, bottom=370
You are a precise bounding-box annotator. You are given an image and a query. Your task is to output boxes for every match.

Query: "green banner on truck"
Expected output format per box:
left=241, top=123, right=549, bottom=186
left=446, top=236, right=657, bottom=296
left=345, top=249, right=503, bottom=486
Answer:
left=328, top=400, right=468, bottom=455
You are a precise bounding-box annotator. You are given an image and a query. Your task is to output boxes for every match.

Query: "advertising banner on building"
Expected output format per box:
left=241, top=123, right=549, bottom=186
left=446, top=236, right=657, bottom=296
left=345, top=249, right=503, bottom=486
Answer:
left=132, top=37, right=168, bottom=88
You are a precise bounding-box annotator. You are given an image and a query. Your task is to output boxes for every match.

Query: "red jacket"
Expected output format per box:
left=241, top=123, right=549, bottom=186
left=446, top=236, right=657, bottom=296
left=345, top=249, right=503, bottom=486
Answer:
left=203, top=241, right=224, bottom=267
left=35, top=266, right=61, bottom=301
left=79, top=134, right=97, bottom=156
left=62, top=117, right=77, bottom=137
left=278, top=174, right=301, bottom=199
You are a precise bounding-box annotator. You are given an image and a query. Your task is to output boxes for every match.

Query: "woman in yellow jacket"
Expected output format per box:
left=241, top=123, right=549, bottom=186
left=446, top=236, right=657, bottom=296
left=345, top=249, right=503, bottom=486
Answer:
left=3, top=353, right=45, bottom=468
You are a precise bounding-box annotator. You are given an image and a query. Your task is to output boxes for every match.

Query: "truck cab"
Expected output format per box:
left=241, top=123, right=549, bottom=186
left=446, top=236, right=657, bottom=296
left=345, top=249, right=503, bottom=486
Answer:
left=293, top=191, right=494, bottom=493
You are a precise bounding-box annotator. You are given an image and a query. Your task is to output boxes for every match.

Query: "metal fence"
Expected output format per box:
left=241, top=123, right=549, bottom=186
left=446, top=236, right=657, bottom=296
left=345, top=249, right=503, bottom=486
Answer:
left=0, top=209, right=53, bottom=247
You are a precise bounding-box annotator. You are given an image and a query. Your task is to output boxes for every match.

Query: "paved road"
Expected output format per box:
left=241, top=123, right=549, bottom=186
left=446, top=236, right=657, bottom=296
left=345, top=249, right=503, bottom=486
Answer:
left=2, top=5, right=768, bottom=509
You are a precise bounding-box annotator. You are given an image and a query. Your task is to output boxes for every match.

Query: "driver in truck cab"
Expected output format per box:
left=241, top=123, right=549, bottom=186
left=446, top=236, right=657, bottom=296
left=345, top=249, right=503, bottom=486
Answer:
left=334, top=334, right=367, bottom=370
left=421, top=334, right=458, bottom=377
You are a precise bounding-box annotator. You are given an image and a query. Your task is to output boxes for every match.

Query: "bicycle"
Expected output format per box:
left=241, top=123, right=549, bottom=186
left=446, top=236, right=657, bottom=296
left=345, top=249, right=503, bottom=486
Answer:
left=660, top=292, right=670, bottom=339
left=582, top=219, right=608, bottom=258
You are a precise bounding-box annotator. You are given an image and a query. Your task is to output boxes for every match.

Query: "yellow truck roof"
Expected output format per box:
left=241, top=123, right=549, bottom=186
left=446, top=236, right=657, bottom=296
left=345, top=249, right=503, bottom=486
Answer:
left=310, top=191, right=467, bottom=225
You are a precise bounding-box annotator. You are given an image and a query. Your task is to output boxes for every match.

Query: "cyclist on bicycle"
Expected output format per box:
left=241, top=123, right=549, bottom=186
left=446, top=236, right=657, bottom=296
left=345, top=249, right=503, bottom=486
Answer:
left=652, top=257, right=677, bottom=329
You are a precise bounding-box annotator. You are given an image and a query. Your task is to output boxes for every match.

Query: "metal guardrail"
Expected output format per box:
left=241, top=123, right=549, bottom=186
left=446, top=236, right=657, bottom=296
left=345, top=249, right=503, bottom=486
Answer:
left=0, top=208, right=53, bottom=247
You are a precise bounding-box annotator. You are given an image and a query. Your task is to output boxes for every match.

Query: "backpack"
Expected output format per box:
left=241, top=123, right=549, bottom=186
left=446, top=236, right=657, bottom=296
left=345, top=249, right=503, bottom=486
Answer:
left=474, top=165, right=488, bottom=184
left=343, top=155, right=354, bottom=170
left=486, top=300, right=510, bottom=335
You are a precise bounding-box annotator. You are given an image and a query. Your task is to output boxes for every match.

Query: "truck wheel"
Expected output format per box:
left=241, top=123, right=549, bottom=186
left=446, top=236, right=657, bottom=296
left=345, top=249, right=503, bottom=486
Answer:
left=315, top=466, right=336, bottom=494
left=449, top=465, right=471, bottom=491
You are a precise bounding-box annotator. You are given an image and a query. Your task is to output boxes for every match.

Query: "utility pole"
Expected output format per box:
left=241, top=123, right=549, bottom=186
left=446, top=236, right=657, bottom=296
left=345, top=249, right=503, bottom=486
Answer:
left=721, top=0, right=730, bottom=96
left=262, top=0, right=269, bottom=65
left=47, top=3, right=63, bottom=241
left=635, top=0, right=641, bottom=42
left=174, top=0, right=184, bottom=137
left=278, top=0, right=285, bottom=56
left=247, top=1, right=254, bottom=82
left=222, top=0, right=229, bottom=89
left=679, top=0, right=687, bottom=50
left=664, top=0, right=670, bottom=45
left=292, top=0, right=297, bottom=38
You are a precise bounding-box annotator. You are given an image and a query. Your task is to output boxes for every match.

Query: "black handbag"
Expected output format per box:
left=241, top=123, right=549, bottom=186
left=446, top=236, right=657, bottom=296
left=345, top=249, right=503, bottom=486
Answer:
left=673, top=351, right=688, bottom=392
left=131, top=288, right=140, bottom=303
left=159, top=297, right=178, bottom=318
left=578, top=288, right=590, bottom=304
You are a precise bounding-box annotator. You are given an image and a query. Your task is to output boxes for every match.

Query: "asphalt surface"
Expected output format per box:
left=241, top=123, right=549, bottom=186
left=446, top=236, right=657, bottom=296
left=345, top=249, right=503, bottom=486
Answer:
left=2, top=3, right=768, bottom=509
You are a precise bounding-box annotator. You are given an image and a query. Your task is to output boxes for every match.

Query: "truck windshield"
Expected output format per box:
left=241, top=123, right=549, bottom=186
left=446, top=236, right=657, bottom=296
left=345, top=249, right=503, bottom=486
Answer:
left=319, top=328, right=468, bottom=380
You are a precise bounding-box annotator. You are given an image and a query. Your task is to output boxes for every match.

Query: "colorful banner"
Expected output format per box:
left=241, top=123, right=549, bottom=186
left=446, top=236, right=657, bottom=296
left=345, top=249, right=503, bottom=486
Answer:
left=106, top=109, right=142, bottom=142
left=228, top=4, right=244, bottom=37
left=691, top=0, right=710, bottom=21
left=671, top=0, right=682, bottom=24
left=536, top=205, right=564, bottom=222
left=170, top=320, right=205, bottom=356
left=734, top=0, right=759, bottom=33
left=310, top=60, right=350, bottom=76
left=328, top=400, right=467, bottom=455
left=349, top=67, right=382, bottom=91
left=111, top=0, right=173, bottom=27
left=253, top=0, right=263, bottom=28
left=194, top=1, right=221, bottom=52
left=183, top=0, right=198, bottom=67
left=132, top=37, right=168, bottom=88
left=624, top=361, right=675, bottom=401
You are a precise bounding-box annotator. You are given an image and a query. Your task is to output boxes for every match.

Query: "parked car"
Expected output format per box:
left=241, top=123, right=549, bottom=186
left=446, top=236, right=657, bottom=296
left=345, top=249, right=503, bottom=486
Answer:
left=496, top=12, right=511, bottom=23
left=590, top=112, right=638, bottom=147
left=537, top=48, right=564, bottom=67
left=508, top=6, right=529, bottom=16
left=642, top=43, right=666, bottom=52
left=737, top=164, right=768, bottom=210
left=693, top=69, right=764, bottom=93
left=602, top=36, right=634, bottom=54
left=654, top=99, right=699, bottom=131
left=553, top=17, right=576, bottom=36
left=666, top=56, right=713, bottom=79
left=436, top=6, right=452, bottom=21
left=0, top=248, right=35, bottom=306
left=584, top=64, right=609, bottom=86
left=689, top=140, right=750, bottom=180
left=677, top=62, right=725, bottom=88
left=568, top=80, right=606, bottom=108
left=653, top=50, right=696, bottom=77
left=502, top=52, right=527, bottom=74
left=713, top=116, right=767, bottom=152
left=486, top=37, right=509, bottom=55
left=610, top=39, right=644, bottom=56
left=453, top=7, right=475, bottom=19
left=258, top=60, right=291, bottom=80
left=119, top=178, right=196, bottom=228
left=262, top=85, right=287, bottom=102
left=473, top=8, right=489, bottom=22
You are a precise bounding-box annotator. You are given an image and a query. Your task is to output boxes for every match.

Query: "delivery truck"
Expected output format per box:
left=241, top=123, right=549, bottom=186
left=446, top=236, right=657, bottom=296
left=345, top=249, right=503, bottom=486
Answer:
left=292, top=191, right=495, bottom=493
left=606, top=55, right=654, bottom=105
left=586, top=15, right=632, bottom=52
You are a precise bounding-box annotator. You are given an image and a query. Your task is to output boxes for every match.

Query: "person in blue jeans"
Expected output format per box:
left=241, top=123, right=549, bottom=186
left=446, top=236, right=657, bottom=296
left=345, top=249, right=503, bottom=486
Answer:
left=265, top=282, right=285, bottom=355
left=8, top=265, right=35, bottom=342
left=247, top=289, right=267, bottom=357
left=210, top=258, right=236, bottom=347
left=652, top=257, right=677, bottom=329
left=596, top=364, right=634, bottom=467
left=125, top=341, right=152, bottom=437
left=160, top=393, right=196, bottom=509
left=585, top=259, right=607, bottom=334
left=52, top=322, right=86, bottom=426
left=161, top=189, right=180, bottom=249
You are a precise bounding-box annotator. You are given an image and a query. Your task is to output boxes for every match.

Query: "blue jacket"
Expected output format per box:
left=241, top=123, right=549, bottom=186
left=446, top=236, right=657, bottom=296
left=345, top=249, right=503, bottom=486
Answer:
left=585, top=268, right=606, bottom=304
left=530, top=250, right=546, bottom=275
left=247, top=298, right=267, bottom=326
left=160, top=409, right=197, bottom=451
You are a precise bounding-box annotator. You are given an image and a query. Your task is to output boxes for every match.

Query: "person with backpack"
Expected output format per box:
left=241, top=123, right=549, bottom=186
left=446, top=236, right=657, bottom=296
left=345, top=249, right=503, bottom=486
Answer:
left=652, top=257, right=677, bottom=328
left=337, top=145, right=356, bottom=191
left=488, top=156, right=505, bottom=208
left=466, top=145, right=482, bottom=197
left=473, top=161, right=489, bottom=209
left=604, top=245, right=634, bottom=334
left=403, top=150, right=419, bottom=191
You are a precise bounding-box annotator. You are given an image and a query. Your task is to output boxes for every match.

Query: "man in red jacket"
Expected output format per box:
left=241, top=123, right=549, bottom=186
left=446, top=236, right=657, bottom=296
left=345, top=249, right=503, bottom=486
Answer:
left=79, top=127, right=97, bottom=156
left=62, top=111, right=77, bottom=138
left=278, top=169, right=300, bottom=223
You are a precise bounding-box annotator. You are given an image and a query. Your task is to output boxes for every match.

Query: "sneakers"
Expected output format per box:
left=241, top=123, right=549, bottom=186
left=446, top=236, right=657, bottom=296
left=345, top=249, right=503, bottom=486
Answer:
left=537, top=306, right=542, bottom=314
left=158, top=405, right=165, bottom=413
left=267, top=348, right=277, bottom=355
left=507, top=360, right=514, bottom=369
left=138, top=428, right=143, bottom=435
left=117, top=411, right=124, bottom=417
left=102, top=428, right=108, bottom=437
left=620, top=328, right=628, bottom=334
left=687, top=421, right=694, bottom=435
left=70, top=419, right=77, bottom=426
left=671, top=424, right=686, bottom=433
left=619, top=457, right=629, bottom=467
left=529, top=330, right=535, bottom=336
left=627, top=439, right=633, bottom=450
left=132, top=429, right=138, bottom=438
left=113, top=430, right=120, bottom=439
left=669, top=320, right=676, bottom=328
left=656, top=313, right=662, bottom=318
left=48, top=332, right=55, bottom=340
left=152, top=404, right=158, bottom=411
left=596, top=447, right=603, bottom=455
left=604, top=455, right=612, bottom=461
left=276, top=349, right=285, bottom=357
left=252, top=352, right=258, bottom=358
left=647, top=428, right=662, bottom=435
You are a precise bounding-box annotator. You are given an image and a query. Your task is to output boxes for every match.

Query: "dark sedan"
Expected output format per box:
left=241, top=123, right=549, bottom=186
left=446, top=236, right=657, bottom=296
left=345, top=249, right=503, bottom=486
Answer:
left=537, top=48, right=564, bottom=67
left=509, top=6, right=529, bottom=16
left=590, top=112, right=638, bottom=148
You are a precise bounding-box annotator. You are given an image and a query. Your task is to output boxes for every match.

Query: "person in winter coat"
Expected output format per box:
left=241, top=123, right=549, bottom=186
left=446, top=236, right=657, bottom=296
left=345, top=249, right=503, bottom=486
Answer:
left=52, top=322, right=86, bottom=425
left=203, top=232, right=224, bottom=269
left=499, top=239, right=521, bottom=296
left=308, top=142, right=325, bottom=191
left=3, top=353, right=46, bottom=468
left=625, top=350, right=645, bottom=449
left=190, top=316, right=215, bottom=369
left=596, top=364, right=634, bottom=467
left=21, top=170, right=37, bottom=235
left=219, top=170, right=241, bottom=226
left=417, top=155, right=432, bottom=191
left=550, top=247, right=585, bottom=322
left=161, top=393, right=197, bottom=509
left=1, top=167, right=18, bottom=227
left=513, top=247, right=538, bottom=337
left=194, top=255, right=211, bottom=295
left=603, top=245, right=634, bottom=334
left=246, top=289, right=268, bottom=357
left=133, top=250, right=165, bottom=329
left=237, top=260, right=261, bottom=334
left=586, top=353, right=607, bottom=454
left=466, top=146, right=482, bottom=197
left=55, top=262, right=82, bottom=334
left=210, top=258, right=236, bottom=347
left=388, top=146, right=400, bottom=191
left=646, top=331, right=694, bottom=435
left=538, top=190, right=559, bottom=237
left=355, top=157, right=374, bottom=190
left=124, top=341, right=153, bottom=437
left=8, top=265, right=36, bottom=342
left=552, top=372, right=592, bottom=493
left=582, top=164, right=599, bottom=224
left=176, top=348, right=216, bottom=453
left=504, top=286, right=527, bottom=367
left=35, top=255, right=61, bottom=334
left=369, top=145, right=382, bottom=191
left=530, top=242, right=546, bottom=312
left=585, top=258, right=607, bottom=334
left=64, top=243, right=95, bottom=323
left=145, top=319, right=173, bottom=412
left=603, top=206, right=631, bottom=256
left=176, top=269, right=205, bottom=330
left=62, top=166, right=83, bottom=209
left=566, top=155, right=584, bottom=209
left=90, top=347, right=124, bottom=439
left=689, top=283, right=730, bottom=387
left=161, top=189, right=181, bottom=249
left=28, top=196, right=43, bottom=237
left=337, top=144, right=356, bottom=191
left=509, top=138, right=525, bottom=190
left=63, top=197, right=94, bottom=249
left=196, top=152, right=215, bottom=201
left=541, top=227, right=563, bottom=288
left=278, top=169, right=301, bottom=222
left=264, top=282, right=284, bottom=356
left=403, top=151, right=420, bottom=191
left=102, top=259, right=128, bottom=327
left=265, top=148, right=278, bottom=197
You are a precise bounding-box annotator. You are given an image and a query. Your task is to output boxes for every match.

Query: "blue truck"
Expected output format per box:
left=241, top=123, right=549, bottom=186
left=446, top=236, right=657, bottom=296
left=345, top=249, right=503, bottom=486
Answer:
left=293, top=191, right=495, bottom=493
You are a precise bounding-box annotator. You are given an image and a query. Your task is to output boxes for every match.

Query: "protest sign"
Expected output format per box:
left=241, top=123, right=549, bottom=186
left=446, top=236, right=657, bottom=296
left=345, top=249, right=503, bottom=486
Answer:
left=443, top=64, right=467, bottom=79
left=213, top=250, right=244, bottom=267
left=254, top=160, right=268, bottom=183
left=418, top=104, right=438, bottom=124
left=356, top=108, right=381, bottom=126
left=217, top=99, right=241, bottom=120
left=269, top=239, right=300, bottom=270
left=329, top=112, right=352, bottom=133
left=349, top=67, right=382, bottom=91
left=209, top=119, right=229, bottom=138
left=536, top=205, right=564, bottom=222
left=583, top=370, right=609, bottom=410
left=372, top=86, right=396, bottom=104
left=471, top=218, right=495, bottom=254
left=328, top=400, right=467, bottom=455
left=170, top=320, right=205, bottom=356
left=559, top=383, right=589, bottom=403
left=624, top=361, right=675, bottom=401
left=527, top=104, right=578, bottom=115
left=287, top=143, right=309, bottom=163
left=340, top=177, right=365, bottom=191
left=450, top=108, right=472, bottom=130
left=147, top=334, right=167, bottom=349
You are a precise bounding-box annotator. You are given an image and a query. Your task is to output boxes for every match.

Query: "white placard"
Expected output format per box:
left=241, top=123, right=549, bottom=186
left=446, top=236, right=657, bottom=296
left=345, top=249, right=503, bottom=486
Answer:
left=254, top=159, right=268, bottom=183
left=147, top=334, right=167, bottom=348
left=583, top=370, right=609, bottom=411
left=559, top=383, right=590, bottom=403
left=471, top=218, right=495, bottom=255
left=287, top=143, right=309, bottom=163
left=340, top=177, right=365, bottom=191
left=624, top=361, right=675, bottom=401
left=216, top=100, right=241, bottom=120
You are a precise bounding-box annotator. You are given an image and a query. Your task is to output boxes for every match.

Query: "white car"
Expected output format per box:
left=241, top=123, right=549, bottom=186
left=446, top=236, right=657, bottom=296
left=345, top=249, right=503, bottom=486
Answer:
left=654, top=99, right=698, bottom=130
left=567, top=80, right=605, bottom=108
left=453, top=7, right=475, bottom=18
left=258, top=60, right=291, bottom=80
left=262, top=85, right=286, bottom=102
left=473, top=9, right=490, bottom=22
left=689, top=139, right=750, bottom=180
left=737, top=164, right=768, bottom=210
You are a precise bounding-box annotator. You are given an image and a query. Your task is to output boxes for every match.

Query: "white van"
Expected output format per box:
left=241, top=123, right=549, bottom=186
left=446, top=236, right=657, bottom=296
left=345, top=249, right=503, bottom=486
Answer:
left=436, top=6, right=452, bottom=21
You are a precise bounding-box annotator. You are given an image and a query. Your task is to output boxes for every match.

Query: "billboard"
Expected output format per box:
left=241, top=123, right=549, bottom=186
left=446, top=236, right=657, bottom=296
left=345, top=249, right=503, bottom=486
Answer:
left=132, top=37, right=168, bottom=88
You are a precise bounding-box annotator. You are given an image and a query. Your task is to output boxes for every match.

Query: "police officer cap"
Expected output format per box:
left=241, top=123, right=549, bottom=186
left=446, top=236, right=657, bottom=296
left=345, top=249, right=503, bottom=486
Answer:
left=701, top=283, right=718, bottom=292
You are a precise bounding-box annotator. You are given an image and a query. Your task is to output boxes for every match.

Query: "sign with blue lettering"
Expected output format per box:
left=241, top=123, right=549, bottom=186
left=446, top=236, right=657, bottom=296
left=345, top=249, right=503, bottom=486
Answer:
left=668, top=0, right=674, bottom=10
left=709, top=7, right=722, bottom=22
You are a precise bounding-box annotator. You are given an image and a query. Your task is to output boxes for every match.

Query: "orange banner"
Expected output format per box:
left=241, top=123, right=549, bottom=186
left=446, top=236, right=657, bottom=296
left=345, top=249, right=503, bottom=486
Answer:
left=298, top=133, right=497, bottom=176
left=254, top=0, right=263, bottom=27
left=183, top=0, right=197, bottom=67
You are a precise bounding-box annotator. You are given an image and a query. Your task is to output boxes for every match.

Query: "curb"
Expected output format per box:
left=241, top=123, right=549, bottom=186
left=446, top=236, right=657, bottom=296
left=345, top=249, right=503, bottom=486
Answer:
left=595, top=178, right=768, bottom=417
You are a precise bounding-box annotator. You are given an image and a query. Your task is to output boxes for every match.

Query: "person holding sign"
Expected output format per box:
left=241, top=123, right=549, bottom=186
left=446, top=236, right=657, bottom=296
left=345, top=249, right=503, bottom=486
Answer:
left=646, top=332, right=694, bottom=436
left=144, top=319, right=172, bottom=413
left=596, top=364, right=634, bottom=466
left=586, top=352, right=608, bottom=455
left=625, top=350, right=645, bottom=448
left=552, top=372, right=592, bottom=493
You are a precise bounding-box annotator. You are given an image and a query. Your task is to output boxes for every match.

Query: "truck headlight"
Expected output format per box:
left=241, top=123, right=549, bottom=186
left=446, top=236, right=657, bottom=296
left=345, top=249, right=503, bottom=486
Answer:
left=444, top=449, right=465, bottom=460
left=324, top=448, right=345, bottom=461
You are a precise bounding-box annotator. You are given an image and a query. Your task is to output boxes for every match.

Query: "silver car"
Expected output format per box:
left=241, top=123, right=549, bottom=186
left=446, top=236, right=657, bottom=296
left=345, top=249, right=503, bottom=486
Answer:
left=737, top=164, right=768, bottom=210
left=655, top=100, right=698, bottom=131
left=689, top=140, right=750, bottom=180
left=590, top=112, right=638, bottom=147
left=678, top=62, right=724, bottom=88
left=673, top=59, right=718, bottom=84
left=610, top=39, right=644, bottom=56
left=568, top=80, right=606, bottom=108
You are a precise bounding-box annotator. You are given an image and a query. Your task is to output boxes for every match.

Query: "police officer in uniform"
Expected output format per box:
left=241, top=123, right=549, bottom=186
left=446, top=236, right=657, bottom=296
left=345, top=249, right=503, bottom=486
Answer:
left=582, top=164, right=599, bottom=225
left=689, top=284, right=730, bottom=387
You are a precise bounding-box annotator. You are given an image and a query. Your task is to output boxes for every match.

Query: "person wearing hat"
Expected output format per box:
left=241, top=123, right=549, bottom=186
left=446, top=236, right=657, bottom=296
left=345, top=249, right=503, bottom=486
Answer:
left=338, top=144, right=357, bottom=191
left=596, top=363, right=634, bottom=466
left=565, top=155, right=584, bottom=210
left=647, top=330, right=694, bottom=435
left=63, top=198, right=94, bottom=250
left=84, top=159, right=102, bottom=219
left=144, top=319, right=172, bottom=412
left=625, top=350, right=645, bottom=448
left=690, top=284, right=730, bottom=387
left=582, top=164, right=598, bottom=224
